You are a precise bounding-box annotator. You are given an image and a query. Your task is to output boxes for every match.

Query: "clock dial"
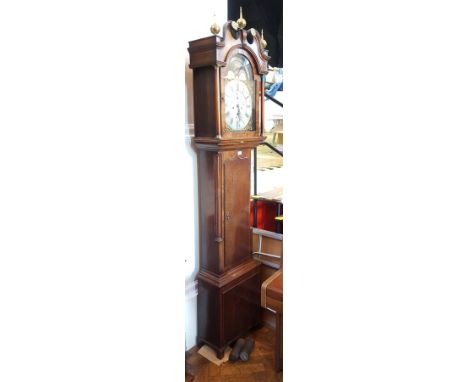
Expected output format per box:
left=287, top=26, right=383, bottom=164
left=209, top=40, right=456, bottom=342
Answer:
left=223, top=54, right=255, bottom=132
left=225, top=79, right=252, bottom=131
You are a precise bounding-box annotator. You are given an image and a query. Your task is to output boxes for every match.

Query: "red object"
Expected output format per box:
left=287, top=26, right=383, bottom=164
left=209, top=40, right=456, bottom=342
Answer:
left=250, top=200, right=282, bottom=233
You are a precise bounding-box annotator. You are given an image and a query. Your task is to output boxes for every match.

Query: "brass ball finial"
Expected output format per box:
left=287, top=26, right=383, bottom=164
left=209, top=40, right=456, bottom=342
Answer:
left=237, top=7, right=247, bottom=29
left=210, top=22, right=220, bottom=35
left=261, top=29, right=267, bottom=49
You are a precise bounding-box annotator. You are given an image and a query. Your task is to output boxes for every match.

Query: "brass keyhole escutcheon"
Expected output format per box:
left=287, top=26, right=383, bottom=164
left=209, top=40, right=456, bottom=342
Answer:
left=226, top=211, right=232, bottom=221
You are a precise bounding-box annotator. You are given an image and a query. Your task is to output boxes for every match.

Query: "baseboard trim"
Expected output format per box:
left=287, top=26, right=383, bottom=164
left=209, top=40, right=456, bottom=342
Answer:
left=185, top=280, right=198, bottom=300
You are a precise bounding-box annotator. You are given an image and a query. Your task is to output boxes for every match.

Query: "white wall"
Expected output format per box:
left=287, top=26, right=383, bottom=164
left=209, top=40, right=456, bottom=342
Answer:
left=1, top=2, right=200, bottom=380
left=183, top=1, right=227, bottom=350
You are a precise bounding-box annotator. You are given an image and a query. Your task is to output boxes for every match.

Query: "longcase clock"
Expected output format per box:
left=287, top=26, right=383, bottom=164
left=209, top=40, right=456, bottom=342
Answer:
left=188, top=21, right=270, bottom=358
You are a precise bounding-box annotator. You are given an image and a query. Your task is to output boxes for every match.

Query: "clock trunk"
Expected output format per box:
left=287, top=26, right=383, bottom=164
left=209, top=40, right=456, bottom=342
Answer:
left=196, top=148, right=261, bottom=357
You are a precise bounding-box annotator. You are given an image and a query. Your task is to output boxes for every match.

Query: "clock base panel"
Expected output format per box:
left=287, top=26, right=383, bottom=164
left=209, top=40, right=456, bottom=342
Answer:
left=197, top=260, right=262, bottom=359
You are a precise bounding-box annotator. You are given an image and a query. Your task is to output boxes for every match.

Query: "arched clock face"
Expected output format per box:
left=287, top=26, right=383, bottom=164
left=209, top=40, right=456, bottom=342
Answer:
left=223, top=54, right=255, bottom=132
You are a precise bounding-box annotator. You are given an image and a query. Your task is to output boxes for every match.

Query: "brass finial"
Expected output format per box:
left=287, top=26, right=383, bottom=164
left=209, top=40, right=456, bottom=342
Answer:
left=210, top=13, right=220, bottom=35
left=210, top=22, right=220, bottom=35
left=231, top=20, right=239, bottom=31
left=261, top=29, right=267, bottom=49
left=237, top=7, right=247, bottom=29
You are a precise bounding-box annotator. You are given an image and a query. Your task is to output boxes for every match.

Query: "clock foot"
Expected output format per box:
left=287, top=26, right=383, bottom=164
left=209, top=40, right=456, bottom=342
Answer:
left=216, top=348, right=225, bottom=360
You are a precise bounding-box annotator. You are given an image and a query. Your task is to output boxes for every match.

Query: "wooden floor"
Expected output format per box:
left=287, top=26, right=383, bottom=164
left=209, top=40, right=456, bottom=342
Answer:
left=186, top=326, right=283, bottom=382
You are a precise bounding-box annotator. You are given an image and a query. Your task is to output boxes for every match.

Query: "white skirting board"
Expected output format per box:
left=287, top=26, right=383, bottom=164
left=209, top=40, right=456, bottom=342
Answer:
left=185, top=280, right=198, bottom=351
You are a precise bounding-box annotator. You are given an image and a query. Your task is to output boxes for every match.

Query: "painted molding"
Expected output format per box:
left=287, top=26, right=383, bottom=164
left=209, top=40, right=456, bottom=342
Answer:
left=185, top=279, right=198, bottom=350
left=185, top=280, right=198, bottom=301
left=185, top=123, right=194, bottom=137
left=185, top=123, right=195, bottom=147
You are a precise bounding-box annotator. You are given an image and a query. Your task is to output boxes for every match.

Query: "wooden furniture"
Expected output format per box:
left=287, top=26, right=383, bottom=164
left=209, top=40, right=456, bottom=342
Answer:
left=252, top=227, right=282, bottom=271
left=188, top=21, right=270, bottom=359
left=254, top=224, right=283, bottom=372
left=261, top=270, right=283, bottom=371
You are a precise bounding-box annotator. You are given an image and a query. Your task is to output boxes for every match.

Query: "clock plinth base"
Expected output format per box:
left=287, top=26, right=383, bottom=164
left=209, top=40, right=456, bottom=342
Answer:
left=197, top=259, right=262, bottom=359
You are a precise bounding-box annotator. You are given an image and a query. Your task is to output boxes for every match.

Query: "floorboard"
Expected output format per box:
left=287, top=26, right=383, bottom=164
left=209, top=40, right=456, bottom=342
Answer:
left=186, top=326, right=282, bottom=382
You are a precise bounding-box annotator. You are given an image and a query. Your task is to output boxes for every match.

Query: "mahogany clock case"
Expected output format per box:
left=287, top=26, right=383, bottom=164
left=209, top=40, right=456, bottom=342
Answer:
left=188, top=21, right=270, bottom=358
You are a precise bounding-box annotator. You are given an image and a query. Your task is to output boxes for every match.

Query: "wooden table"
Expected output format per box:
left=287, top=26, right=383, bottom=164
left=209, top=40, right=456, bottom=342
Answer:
left=261, top=270, right=283, bottom=371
